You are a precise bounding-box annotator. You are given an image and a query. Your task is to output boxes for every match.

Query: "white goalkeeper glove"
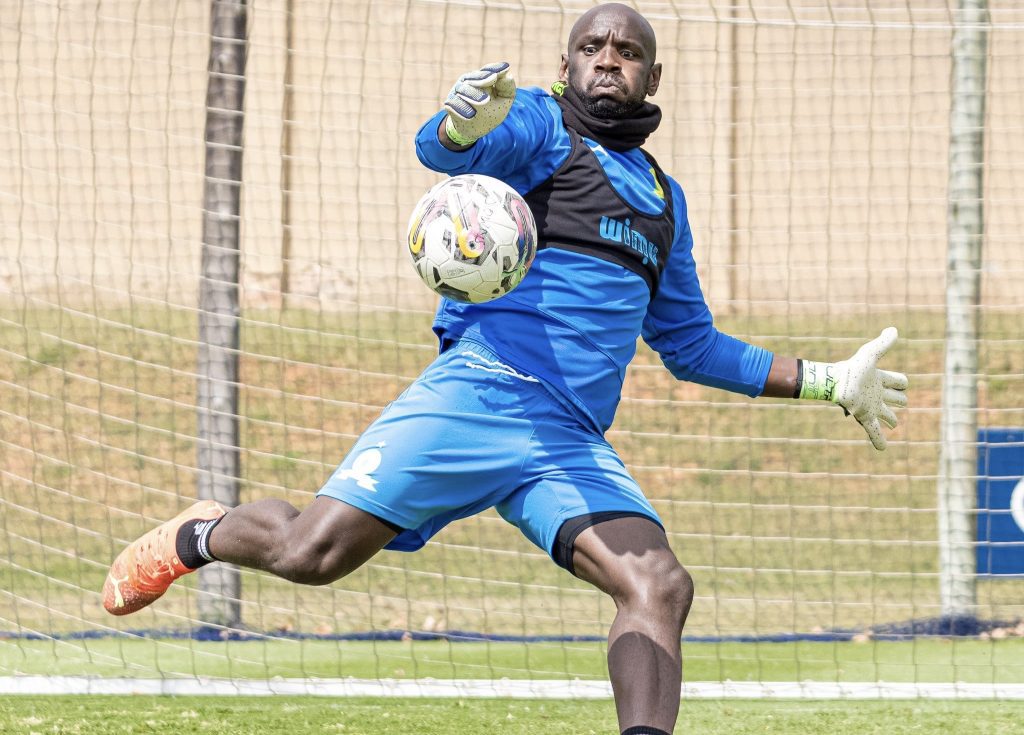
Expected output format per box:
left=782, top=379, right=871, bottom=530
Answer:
left=443, top=62, right=516, bottom=146
left=799, top=327, right=909, bottom=451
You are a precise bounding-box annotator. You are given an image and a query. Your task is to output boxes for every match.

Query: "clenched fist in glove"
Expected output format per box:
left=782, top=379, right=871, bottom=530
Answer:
left=443, top=62, right=516, bottom=147
left=798, top=327, right=909, bottom=451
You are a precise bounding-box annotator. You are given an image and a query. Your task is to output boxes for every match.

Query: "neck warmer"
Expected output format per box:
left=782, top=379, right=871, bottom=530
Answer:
left=551, top=81, right=662, bottom=152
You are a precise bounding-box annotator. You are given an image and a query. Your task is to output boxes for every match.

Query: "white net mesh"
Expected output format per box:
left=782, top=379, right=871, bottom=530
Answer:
left=2, top=0, right=1023, bottom=690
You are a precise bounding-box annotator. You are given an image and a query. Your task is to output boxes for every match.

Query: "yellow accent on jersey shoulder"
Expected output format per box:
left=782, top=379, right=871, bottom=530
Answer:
left=649, top=167, right=665, bottom=200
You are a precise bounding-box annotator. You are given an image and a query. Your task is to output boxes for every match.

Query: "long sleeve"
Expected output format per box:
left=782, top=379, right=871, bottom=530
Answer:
left=642, top=180, right=774, bottom=397
left=413, top=87, right=570, bottom=195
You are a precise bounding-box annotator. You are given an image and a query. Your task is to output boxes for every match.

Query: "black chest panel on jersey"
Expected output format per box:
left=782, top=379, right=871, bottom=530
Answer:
left=522, top=127, right=675, bottom=297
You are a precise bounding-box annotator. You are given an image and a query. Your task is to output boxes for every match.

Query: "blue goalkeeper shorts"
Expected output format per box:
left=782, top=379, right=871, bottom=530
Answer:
left=316, top=338, right=660, bottom=558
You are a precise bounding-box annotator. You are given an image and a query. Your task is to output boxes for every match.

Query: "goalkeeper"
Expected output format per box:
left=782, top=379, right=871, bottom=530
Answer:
left=103, top=4, right=908, bottom=734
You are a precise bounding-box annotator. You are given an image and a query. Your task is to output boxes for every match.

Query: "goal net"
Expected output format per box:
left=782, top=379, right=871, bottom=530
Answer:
left=2, top=0, right=1023, bottom=698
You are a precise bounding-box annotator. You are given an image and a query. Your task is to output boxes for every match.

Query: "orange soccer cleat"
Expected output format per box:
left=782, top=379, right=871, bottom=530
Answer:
left=103, top=499, right=227, bottom=616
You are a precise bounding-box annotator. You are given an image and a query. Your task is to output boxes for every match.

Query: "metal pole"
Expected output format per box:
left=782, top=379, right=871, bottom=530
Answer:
left=279, top=0, right=295, bottom=304
left=197, top=0, right=248, bottom=628
left=728, top=4, right=739, bottom=313
left=937, top=0, right=988, bottom=619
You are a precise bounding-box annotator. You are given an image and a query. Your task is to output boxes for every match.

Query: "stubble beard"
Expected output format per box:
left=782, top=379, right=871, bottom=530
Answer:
left=571, top=77, right=645, bottom=119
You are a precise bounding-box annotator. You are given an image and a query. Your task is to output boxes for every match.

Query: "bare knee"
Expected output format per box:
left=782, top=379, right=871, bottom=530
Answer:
left=668, top=562, right=695, bottom=622
left=571, top=517, right=694, bottom=626
left=620, top=555, right=694, bottom=625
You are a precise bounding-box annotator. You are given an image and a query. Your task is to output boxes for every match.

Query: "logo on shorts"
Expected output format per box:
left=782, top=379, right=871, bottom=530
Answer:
left=332, top=442, right=385, bottom=492
left=460, top=350, right=538, bottom=382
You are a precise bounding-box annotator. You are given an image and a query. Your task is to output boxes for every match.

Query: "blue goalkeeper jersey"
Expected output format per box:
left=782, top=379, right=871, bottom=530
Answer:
left=414, top=86, right=773, bottom=433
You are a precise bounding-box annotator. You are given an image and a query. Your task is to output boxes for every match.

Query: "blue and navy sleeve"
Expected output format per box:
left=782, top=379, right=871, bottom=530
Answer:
left=641, top=178, right=774, bottom=397
left=414, top=87, right=570, bottom=196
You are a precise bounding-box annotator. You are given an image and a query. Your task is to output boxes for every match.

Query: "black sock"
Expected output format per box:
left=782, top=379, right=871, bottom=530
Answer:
left=622, top=728, right=671, bottom=735
left=175, top=516, right=223, bottom=570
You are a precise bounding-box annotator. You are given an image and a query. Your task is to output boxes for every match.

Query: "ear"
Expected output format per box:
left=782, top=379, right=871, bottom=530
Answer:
left=558, top=53, right=569, bottom=83
left=646, top=62, right=662, bottom=97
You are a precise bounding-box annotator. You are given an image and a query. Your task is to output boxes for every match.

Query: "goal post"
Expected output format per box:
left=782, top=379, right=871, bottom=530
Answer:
left=935, top=0, right=988, bottom=620
left=196, top=0, right=249, bottom=630
left=2, top=0, right=1023, bottom=698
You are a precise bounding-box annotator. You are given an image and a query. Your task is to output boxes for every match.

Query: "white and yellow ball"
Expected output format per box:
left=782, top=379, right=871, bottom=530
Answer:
left=407, top=174, right=537, bottom=304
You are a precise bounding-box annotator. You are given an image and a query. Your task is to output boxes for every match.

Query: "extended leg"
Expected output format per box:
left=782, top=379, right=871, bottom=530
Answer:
left=571, top=516, right=694, bottom=734
left=209, top=495, right=397, bottom=584
left=103, top=496, right=397, bottom=615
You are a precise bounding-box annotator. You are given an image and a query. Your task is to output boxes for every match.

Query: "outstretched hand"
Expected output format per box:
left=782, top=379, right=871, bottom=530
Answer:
left=443, top=62, right=516, bottom=146
left=830, top=327, right=909, bottom=450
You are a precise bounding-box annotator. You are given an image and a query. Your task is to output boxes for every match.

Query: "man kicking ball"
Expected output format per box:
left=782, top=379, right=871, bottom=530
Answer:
left=104, top=5, right=907, bottom=733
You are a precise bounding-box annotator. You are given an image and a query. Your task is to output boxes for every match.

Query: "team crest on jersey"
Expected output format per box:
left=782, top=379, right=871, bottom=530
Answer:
left=332, top=442, right=385, bottom=492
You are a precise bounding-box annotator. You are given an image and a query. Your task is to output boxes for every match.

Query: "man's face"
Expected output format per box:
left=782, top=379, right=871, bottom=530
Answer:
left=559, top=6, right=661, bottom=118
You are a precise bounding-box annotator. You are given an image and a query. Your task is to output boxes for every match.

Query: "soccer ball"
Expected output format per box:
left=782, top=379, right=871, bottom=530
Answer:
left=407, top=174, right=537, bottom=304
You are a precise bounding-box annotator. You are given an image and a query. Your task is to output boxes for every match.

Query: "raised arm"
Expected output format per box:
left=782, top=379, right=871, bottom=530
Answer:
left=438, top=62, right=517, bottom=151
left=414, top=65, right=569, bottom=189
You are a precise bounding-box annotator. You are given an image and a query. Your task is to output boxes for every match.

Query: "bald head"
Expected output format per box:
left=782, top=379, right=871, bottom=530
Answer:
left=568, top=3, right=657, bottom=63
left=559, top=3, right=662, bottom=118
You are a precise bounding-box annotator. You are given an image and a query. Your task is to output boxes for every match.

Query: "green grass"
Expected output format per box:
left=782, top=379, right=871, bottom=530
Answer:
left=3, top=639, right=1024, bottom=684
left=2, top=697, right=1023, bottom=735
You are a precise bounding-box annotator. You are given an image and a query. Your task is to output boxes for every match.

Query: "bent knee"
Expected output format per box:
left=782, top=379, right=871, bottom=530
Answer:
left=669, top=563, right=695, bottom=613
left=625, top=556, right=694, bottom=616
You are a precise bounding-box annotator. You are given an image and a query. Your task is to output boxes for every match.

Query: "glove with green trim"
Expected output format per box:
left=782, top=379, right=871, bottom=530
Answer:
left=799, top=327, right=909, bottom=451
